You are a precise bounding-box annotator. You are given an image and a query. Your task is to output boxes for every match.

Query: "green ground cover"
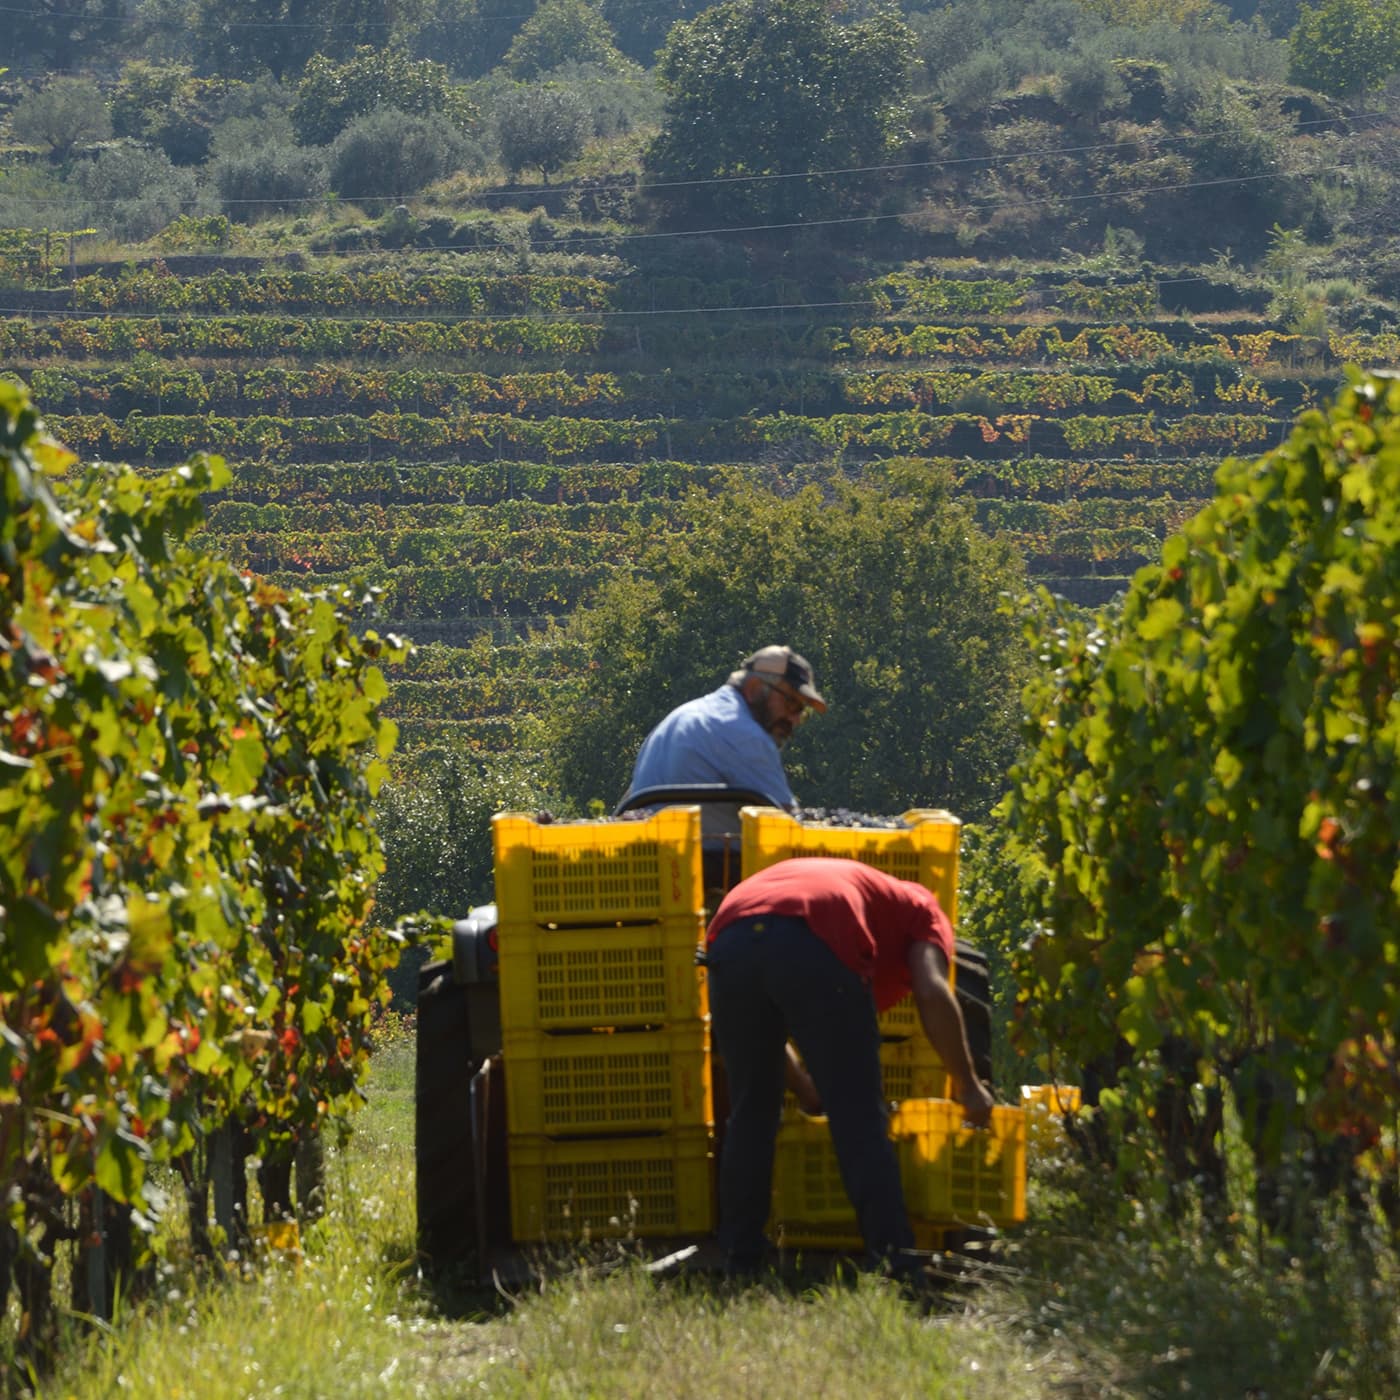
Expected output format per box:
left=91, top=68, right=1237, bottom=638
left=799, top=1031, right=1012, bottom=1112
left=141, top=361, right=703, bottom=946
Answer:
left=34, top=1022, right=1399, bottom=1400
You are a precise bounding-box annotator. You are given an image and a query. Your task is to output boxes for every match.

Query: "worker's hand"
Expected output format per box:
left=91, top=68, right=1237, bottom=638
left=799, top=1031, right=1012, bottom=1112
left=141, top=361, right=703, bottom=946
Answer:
left=784, top=1044, right=823, bottom=1116
left=793, top=1073, right=823, bottom=1117
left=958, top=1078, right=996, bottom=1130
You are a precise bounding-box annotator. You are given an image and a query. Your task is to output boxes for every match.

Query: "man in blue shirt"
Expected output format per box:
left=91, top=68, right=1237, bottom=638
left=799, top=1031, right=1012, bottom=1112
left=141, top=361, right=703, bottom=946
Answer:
left=625, top=645, right=826, bottom=814
left=623, top=646, right=830, bottom=1117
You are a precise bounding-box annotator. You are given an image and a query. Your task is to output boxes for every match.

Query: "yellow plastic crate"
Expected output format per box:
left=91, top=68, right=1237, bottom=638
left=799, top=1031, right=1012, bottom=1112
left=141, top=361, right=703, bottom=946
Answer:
left=497, top=915, right=707, bottom=1033
left=1020, top=1083, right=1082, bottom=1153
left=493, top=808, right=704, bottom=926
left=770, top=1098, right=1026, bottom=1233
left=503, top=1023, right=712, bottom=1137
left=771, top=1115, right=857, bottom=1224
left=509, top=1128, right=715, bottom=1242
left=895, top=1100, right=1026, bottom=1226
left=739, top=807, right=961, bottom=921
left=769, top=1117, right=944, bottom=1250
left=785, top=1038, right=947, bottom=1115
left=879, top=1038, right=949, bottom=1103
left=876, top=996, right=923, bottom=1038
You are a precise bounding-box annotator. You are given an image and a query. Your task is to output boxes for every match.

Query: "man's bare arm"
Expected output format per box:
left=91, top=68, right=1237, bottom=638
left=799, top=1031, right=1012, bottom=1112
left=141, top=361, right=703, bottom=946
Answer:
left=908, top=941, right=995, bottom=1127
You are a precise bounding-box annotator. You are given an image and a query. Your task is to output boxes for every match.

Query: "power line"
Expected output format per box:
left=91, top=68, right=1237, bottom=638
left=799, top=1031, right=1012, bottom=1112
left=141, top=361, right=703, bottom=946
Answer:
left=0, top=0, right=663, bottom=27
left=7, top=109, right=1377, bottom=214
left=2, top=155, right=1363, bottom=268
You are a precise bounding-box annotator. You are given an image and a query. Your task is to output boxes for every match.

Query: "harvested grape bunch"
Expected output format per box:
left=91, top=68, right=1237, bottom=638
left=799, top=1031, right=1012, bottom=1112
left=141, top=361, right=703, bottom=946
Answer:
left=792, top=807, right=905, bottom=829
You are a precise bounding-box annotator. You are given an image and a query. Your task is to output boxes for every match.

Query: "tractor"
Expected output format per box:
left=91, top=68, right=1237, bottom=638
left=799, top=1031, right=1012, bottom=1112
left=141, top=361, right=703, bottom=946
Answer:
left=414, top=786, right=1014, bottom=1283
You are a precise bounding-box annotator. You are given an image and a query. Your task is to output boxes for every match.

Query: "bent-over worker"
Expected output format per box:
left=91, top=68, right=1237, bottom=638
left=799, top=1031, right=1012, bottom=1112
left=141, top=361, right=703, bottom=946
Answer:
left=705, top=857, right=996, bottom=1276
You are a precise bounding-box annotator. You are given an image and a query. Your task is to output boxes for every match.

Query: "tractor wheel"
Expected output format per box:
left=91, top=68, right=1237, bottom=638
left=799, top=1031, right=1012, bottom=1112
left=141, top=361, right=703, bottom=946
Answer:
left=953, top=939, right=995, bottom=1089
left=415, top=960, right=478, bottom=1276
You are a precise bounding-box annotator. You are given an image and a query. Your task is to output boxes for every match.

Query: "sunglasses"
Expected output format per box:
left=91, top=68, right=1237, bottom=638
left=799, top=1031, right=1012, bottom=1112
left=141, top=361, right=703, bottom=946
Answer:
left=759, top=678, right=808, bottom=722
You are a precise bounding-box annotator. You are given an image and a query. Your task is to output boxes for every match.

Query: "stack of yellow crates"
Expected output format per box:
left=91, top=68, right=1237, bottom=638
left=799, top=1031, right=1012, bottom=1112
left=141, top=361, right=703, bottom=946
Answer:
left=493, top=809, right=715, bottom=1242
left=740, top=807, right=1028, bottom=1250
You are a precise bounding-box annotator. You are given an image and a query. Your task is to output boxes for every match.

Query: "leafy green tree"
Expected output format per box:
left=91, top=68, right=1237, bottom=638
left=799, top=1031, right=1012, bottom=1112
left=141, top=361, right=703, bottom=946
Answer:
left=1075, top=0, right=1228, bottom=20
left=128, top=0, right=201, bottom=64
left=291, top=46, right=478, bottom=146
left=375, top=749, right=552, bottom=924
left=10, top=77, right=111, bottom=161
left=494, top=82, right=592, bottom=182
left=407, top=0, right=527, bottom=78
left=645, top=0, right=915, bottom=224
left=1288, top=0, right=1400, bottom=97
left=1002, top=371, right=1400, bottom=1212
left=503, top=0, right=627, bottom=78
left=541, top=464, right=1030, bottom=822
left=601, top=0, right=704, bottom=65
left=110, top=61, right=234, bottom=166
left=189, top=0, right=423, bottom=80
left=5, top=0, right=124, bottom=71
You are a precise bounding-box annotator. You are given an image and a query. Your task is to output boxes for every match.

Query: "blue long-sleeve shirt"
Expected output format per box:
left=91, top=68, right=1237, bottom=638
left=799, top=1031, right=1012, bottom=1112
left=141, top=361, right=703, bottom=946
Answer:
left=627, top=684, right=795, bottom=811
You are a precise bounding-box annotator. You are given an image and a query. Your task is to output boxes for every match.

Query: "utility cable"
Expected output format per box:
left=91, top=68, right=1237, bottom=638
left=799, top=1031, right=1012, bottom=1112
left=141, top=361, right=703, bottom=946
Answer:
left=9, top=109, right=1378, bottom=213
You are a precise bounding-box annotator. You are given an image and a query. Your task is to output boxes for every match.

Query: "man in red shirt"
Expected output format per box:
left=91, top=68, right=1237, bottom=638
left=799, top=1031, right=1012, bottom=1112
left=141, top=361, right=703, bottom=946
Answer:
left=705, top=857, right=996, bottom=1276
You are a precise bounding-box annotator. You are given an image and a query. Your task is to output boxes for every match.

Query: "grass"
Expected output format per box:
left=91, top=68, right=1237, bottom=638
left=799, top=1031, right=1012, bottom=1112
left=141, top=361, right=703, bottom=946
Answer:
left=33, top=1022, right=1400, bottom=1400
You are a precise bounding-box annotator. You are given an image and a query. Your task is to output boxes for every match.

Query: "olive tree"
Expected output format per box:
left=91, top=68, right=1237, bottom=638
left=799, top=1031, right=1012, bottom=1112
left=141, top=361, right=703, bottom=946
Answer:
left=328, top=109, right=480, bottom=200
left=11, top=78, right=111, bottom=161
left=494, top=84, right=592, bottom=183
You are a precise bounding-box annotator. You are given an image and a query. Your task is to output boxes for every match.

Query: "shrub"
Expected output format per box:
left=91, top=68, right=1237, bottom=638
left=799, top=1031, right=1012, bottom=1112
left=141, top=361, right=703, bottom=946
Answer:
left=544, top=60, right=664, bottom=139
left=72, top=144, right=197, bottom=242
left=911, top=5, right=987, bottom=78
left=938, top=50, right=1010, bottom=115
left=10, top=77, right=111, bottom=160
left=1187, top=85, right=1286, bottom=181
left=1055, top=50, right=1125, bottom=118
left=327, top=108, right=481, bottom=202
left=0, top=163, right=82, bottom=234
left=156, top=213, right=234, bottom=250
left=210, top=139, right=329, bottom=220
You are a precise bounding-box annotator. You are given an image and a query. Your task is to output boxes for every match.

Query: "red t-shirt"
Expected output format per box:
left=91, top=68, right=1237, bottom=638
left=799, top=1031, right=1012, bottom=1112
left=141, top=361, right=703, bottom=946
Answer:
left=706, top=857, right=953, bottom=1011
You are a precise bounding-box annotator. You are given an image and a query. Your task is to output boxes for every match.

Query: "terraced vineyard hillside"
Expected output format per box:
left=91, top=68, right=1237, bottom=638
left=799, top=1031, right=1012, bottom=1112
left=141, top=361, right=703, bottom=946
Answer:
left=3, top=242, right=1388, bottom=753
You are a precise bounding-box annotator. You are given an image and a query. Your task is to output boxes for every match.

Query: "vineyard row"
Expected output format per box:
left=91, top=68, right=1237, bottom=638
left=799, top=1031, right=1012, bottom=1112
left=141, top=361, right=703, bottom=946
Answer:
left=3, top=317, right=1382, bottom=370
left=47, top=408, right=1289, bottom=462
left=204, top=489, right=1192, bottom=575
left=203, top=454, right=1228, bottom=507
left=13, top=363, right=1308, bottom=419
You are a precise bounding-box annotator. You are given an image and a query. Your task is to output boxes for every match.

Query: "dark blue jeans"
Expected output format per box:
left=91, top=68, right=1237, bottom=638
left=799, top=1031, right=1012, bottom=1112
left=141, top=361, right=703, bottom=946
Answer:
left=706, top=914, right=913, bottom=1269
